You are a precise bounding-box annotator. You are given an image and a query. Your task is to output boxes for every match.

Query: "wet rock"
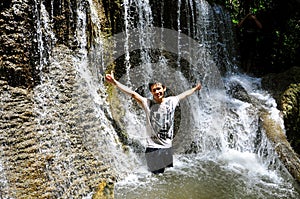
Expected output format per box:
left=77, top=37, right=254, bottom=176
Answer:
left=92, top=180, right=115, bottom=199
left=262, top=66, right=300, bottom=105
left=260, top=111, right=300, bottom=184
left=0, top=0, right=35, bottom=88
left=262, top=67, right=300, bottom=156
left=0, top=1, right=116, bottom=198
left=227, top=81, right=252, bottom=103
left=280, top=83, right=300, bottom=154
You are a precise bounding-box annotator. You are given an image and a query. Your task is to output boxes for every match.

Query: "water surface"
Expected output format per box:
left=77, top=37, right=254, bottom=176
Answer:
left=115, top=152, right=300, bottom=199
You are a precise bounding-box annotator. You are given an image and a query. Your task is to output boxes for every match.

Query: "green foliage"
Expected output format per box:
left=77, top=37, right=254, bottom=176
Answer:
left=210, top=0, right=300, bottom=74
left=282, top=19, right=300, bottom=65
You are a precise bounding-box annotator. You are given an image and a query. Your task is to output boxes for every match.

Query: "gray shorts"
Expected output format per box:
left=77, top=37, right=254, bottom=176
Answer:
left=145, top=147, right=173, bottom=173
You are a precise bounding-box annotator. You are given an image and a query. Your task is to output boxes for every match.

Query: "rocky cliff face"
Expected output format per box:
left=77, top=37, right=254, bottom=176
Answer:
left=262, top=66, right=300, bottom=155
left=0, top=0, right=35, bottom=87
left=0, top=0, right=115, bottom=198
left=281, top=83, right=300, bottom=155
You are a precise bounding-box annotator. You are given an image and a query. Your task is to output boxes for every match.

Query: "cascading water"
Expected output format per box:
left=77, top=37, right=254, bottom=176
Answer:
left=28, top=0, right=137, bottom=197
left=1, top=0, right=299, bottom=198
left=109, top=0, right=300, bottom=198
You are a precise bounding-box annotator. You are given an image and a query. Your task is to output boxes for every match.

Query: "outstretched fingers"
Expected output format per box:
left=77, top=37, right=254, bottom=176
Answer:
left=105, top=71, right=116, bottom=85
left=195, top=83, right=202, bottom=91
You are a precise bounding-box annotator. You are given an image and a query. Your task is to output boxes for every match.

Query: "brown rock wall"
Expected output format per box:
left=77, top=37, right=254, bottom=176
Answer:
left=0, top=0, right=35, bottom=87
left=262, top=67, right=300, bottom=155
left=281, top=83, right=300, bottom=154
left=0, top=0, right=115, bottom=198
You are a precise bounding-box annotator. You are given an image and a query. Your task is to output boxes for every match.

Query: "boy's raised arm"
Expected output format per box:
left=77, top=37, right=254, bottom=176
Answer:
left=105, top=72, right=145, bottom=105
left=177, top=83, right=201, bottom=101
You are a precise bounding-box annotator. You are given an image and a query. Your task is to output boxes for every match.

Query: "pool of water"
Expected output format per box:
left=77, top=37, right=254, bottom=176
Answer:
left=115, top=152, right=300, bottom=199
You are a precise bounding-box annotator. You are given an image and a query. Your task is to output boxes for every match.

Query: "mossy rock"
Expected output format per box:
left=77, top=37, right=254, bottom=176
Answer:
left=93, top=180, right=114, bottom=199
left=280, top=83, right=300, bottom=154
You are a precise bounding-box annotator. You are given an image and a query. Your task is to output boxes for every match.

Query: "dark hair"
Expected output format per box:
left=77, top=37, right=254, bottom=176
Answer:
left=148, top=82, right=165, bottom=91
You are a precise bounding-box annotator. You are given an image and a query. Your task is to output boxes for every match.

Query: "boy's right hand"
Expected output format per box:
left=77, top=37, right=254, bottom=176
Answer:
left=105, top=71, right=115, bottom=84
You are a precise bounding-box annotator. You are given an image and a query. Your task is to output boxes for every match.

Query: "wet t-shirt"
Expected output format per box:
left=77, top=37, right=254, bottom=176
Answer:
left=142, top=96, right=179, bottom=148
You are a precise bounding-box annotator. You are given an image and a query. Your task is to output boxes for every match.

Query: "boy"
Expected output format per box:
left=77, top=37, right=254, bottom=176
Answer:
left=105, top=71, right=201, bottom=173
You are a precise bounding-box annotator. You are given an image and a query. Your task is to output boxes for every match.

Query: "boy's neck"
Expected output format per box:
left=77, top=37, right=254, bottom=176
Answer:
left=154, top=97, right=164, bottom=104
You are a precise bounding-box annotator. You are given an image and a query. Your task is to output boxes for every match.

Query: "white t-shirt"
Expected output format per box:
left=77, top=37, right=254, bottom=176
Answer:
left=141, top=96, right=180, bottom=148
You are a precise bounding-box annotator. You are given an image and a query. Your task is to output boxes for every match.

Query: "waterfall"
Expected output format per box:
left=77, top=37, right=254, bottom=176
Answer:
left=24, top=0, right=139, bottom=197
left=109, top=0, right=232, bottom=156
left=110, top=0, right=300, bottom=198
left=1, top=0, right=299, bottom=198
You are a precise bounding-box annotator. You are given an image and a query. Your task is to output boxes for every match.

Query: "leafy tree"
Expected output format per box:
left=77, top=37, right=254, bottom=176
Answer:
left=211, top=0, right=300, bottom=75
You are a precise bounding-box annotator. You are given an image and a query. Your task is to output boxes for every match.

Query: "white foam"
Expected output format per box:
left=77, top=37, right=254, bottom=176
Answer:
left=219, top=149, right=282, bottom=183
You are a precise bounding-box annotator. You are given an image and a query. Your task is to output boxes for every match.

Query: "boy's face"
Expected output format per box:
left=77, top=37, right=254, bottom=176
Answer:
left=150, top=83, right=166, bottom=102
